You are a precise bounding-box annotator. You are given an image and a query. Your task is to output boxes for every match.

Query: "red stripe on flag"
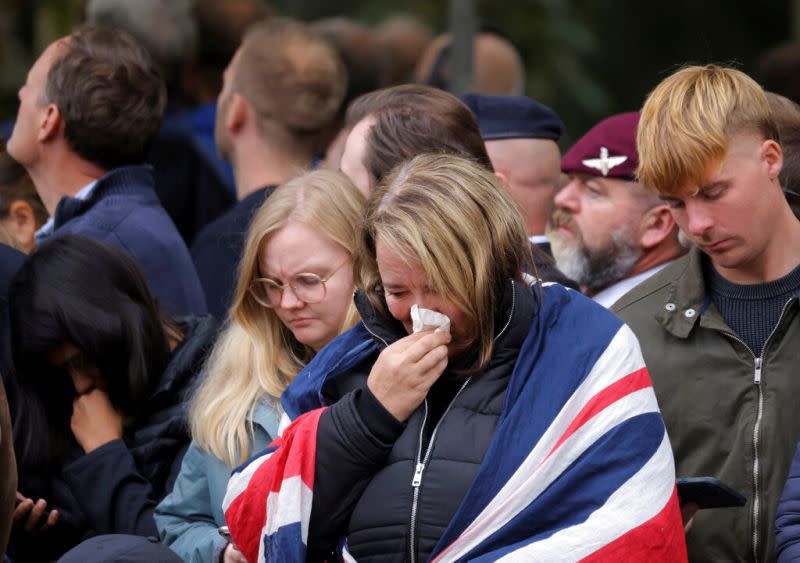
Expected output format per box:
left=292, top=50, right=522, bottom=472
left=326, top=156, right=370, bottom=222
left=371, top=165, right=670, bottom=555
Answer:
left=545, top=368, right=652, bottom=462
left=580, top=487, right=688, bottom=562
left=225, top=407, right=327, bottom=563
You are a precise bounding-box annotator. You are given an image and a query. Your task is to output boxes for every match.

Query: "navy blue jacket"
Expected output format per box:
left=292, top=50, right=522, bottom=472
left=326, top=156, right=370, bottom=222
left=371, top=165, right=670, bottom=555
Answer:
left=190, top=186, right=275, bottom=320
left=41, top=166, right=207, bottom=317
left=0, top=244, right=24, bottom=383
left=777, top=441, right=800, bottom=561
left=147, top=129, right=235, bottom=246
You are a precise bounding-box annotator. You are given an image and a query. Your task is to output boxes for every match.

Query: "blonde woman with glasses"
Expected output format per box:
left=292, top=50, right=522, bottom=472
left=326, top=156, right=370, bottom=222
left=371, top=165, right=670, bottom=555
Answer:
left=155, top=169, right=364, bottom=563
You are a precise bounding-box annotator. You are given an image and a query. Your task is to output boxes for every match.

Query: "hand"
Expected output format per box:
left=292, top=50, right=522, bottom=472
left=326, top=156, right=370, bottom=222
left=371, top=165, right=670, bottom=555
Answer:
left=12, top=492, right=58, bottom=535
left=71, top=388, right=124, bottom=453
left=223, top=542, right=248, bottom=563
left=367, top=330, right=451, bottom=422
left=680, top=500, right=700, bottom=533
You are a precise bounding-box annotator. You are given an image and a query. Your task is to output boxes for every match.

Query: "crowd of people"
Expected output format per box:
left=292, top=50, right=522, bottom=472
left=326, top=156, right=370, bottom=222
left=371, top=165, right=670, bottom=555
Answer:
left=1, top=2, right=800, bottom=562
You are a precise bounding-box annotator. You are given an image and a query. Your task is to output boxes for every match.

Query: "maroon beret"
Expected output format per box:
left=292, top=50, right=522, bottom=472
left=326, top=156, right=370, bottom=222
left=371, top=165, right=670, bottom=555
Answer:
left=561, top=112, right=640, bottom=179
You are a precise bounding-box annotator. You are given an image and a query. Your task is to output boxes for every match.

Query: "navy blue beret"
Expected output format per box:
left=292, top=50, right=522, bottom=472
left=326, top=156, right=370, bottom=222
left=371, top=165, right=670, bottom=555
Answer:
left=461, top=93, right=564, bottom=141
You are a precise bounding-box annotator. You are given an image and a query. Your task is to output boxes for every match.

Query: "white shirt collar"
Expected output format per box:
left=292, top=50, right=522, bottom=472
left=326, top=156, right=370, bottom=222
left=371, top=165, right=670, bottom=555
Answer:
left=528, top=234, right=549, bottom=245
left=35, top=180, right=99, bottom=242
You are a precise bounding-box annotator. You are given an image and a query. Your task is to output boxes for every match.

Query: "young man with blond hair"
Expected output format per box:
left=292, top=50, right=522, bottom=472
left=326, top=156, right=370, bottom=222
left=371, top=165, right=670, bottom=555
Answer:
left=613, top=65, right=800, bottom=561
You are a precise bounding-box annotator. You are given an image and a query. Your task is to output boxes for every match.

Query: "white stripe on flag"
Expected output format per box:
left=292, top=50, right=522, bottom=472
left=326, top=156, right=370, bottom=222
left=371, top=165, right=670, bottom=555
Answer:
left=495, top=432, right=675, bottom=562
left=264, top=474, right=314, bottom=543
left=436, top=387, right=660, bottom=561
left=222, top=448, right=275, bottom=512
left=434, top=325, right=651, bottom=561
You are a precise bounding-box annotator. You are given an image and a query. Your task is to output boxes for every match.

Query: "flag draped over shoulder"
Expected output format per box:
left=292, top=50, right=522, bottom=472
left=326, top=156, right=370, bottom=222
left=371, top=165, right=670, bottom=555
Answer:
left=223, top=408, right=326, bottom=562
left=223, top=283, right=687, bottom=562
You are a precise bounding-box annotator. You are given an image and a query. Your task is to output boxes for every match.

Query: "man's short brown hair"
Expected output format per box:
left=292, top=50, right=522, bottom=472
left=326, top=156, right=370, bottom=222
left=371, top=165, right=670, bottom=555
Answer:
left=637, top=64, right=779, bottom=196
left=766, top=92, right=800, bottom=217
left=345, top=84, right=492, bottom=184
left=44, top=26, right=166, bottom=171
left=233, top=18, right=347, bottom=144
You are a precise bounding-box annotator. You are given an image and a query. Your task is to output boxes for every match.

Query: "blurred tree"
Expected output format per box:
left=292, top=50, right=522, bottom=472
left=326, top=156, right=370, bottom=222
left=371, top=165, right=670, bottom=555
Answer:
left=0, top=0, right=792, bottom=147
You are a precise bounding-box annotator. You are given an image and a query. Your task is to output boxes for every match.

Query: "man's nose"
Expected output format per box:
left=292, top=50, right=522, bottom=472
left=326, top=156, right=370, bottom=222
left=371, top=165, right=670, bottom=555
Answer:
left=553, top=179, right=580, bottom=212
left=685, top=200, right=715, bottom=237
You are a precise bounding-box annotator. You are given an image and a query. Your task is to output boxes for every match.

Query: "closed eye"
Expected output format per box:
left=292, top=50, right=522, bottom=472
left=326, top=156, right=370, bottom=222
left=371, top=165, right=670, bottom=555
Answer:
left=700, top=184, right=727, bottom=200
left=385, top=290, right=408, bottom=299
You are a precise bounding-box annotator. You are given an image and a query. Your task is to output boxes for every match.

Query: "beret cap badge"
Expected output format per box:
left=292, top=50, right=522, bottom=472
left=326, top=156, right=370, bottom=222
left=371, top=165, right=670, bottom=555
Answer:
left=581, top=147, right=628, bottom=177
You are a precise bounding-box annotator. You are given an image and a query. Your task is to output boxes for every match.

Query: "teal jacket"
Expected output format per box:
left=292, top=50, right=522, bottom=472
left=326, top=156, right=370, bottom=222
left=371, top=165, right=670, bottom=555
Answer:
left=154, top=401, right=281, bottom=562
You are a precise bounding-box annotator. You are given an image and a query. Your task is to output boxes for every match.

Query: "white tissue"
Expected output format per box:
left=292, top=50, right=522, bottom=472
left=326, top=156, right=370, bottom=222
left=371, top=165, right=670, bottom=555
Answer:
left=410, top=304, right=451, bottom=334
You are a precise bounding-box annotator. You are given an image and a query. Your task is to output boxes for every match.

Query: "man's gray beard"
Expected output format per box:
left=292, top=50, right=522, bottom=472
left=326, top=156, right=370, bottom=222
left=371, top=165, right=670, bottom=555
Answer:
left=550, top=227, right=641, bottom=293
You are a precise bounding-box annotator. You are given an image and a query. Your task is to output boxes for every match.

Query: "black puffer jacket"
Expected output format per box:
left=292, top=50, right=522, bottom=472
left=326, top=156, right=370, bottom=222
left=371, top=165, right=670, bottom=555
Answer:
left=308, top=280, right=535, bottom=562
left=10, top=315, right=217, bottom=562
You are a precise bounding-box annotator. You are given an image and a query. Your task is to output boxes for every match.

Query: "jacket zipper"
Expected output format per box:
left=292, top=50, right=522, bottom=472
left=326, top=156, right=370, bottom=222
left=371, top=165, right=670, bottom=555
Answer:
left=409, top=377, right=471, bottom=563
left=719, top=298, right=794, bottom=562
left=366, top=281, right=520, bottom=561
left=407, top=281, right=517, bottom=562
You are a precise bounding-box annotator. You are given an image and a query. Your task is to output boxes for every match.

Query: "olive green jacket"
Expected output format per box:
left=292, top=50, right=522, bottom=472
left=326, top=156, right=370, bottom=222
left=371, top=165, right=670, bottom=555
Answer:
left=612, top=247, right=800, bottom=563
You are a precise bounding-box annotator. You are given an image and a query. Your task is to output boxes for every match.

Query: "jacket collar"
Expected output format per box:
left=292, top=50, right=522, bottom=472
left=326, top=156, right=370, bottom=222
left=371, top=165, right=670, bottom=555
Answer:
left=354, top=278, right=535, bottom=355
left=654, top=247, right=707, bottom=339
left=252, top=400, right=282, bottom=435
left=151, top=315, right=218, bottom=402
left=655, top=246, right=800, bottom=339
left=53, top=165, right=158, bottom=229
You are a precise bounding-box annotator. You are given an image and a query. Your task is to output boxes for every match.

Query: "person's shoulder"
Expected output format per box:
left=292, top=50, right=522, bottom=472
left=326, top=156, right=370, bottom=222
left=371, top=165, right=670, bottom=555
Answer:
left=537, top=281, right=626, bottom=337
left=0, top=243, right=25, bottom=284
left=190, top=195, right=261, bottom=254
left=611, top=255, right=692, bottom=314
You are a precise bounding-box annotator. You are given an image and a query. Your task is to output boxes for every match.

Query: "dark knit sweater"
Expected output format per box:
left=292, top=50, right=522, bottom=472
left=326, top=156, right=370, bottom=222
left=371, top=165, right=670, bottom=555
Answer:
left=707, top=260, right=800, bottom=357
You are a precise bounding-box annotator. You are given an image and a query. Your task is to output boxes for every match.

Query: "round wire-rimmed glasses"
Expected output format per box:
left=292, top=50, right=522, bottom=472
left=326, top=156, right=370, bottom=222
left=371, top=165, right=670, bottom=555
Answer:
left=248, top=258, right=349, bottom=308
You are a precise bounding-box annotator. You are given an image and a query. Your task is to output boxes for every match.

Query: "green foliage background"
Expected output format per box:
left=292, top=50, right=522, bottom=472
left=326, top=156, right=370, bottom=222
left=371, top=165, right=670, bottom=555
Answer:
left=0, top=0, right=792, bottom=145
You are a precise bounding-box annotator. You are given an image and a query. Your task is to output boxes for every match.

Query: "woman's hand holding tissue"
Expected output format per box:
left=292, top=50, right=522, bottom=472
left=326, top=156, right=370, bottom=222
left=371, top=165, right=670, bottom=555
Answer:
left=367, top=329, right=451, bottom=422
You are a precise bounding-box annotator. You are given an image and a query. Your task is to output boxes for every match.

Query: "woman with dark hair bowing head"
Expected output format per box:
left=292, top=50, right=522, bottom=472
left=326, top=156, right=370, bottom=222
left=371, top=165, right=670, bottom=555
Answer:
left=223, top=154, right=687, bottom=562
left=6, top=235, right=217, bottom=561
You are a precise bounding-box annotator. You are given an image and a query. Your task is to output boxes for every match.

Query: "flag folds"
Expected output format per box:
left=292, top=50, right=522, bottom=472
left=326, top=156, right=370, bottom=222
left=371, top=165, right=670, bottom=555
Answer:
left=224, top=283, right=686, bottom=562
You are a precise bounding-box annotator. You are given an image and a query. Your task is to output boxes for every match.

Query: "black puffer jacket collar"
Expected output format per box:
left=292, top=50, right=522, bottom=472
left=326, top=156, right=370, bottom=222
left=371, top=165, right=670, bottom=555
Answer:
left=353, top=278, right=536, bottom=362
left=149, top=315, right=218, bottom=410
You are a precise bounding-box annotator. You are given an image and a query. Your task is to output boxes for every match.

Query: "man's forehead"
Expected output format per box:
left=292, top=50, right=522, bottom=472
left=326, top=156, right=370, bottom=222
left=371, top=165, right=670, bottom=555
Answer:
left=666, top=159, right=727, bottom=198
left=33, top=38, right=69, bottom=73
left=669, top=134, right=765, bottom=196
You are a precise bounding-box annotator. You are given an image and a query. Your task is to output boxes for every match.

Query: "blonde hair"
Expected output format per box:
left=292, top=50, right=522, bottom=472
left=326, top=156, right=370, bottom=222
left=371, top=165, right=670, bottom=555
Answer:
left=355, top=153, right=533, bottom=371
left=638, top=64, right=779, bottom=196
left=191, top=170, right=365, bottom=466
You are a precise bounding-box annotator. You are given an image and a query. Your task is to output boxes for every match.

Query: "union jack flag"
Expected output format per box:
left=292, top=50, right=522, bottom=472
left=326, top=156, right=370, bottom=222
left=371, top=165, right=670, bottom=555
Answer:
left=223, top=283, right=687, bottom=562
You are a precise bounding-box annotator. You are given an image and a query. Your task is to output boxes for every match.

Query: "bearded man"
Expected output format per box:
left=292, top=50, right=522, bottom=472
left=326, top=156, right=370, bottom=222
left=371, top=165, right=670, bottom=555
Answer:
left=547, top=112, right=687, bottom=306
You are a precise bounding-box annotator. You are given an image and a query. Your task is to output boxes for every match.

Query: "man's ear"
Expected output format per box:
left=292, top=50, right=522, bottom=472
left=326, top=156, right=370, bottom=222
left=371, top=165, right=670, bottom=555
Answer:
left=761, top=139, right=783, bottom=181
left=639, top=204, right=677, bottom=250
left=38, top=104, right=62, bottom=142
left=226, top=93, right=248, bottom=135
left=494, top=171, right=509, bottom=188
left=7, top=200, right=37, bottom=251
